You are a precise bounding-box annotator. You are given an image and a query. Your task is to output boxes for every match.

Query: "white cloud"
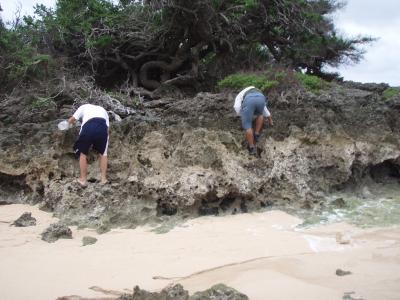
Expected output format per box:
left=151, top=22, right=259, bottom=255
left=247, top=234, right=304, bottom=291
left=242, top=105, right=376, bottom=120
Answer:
left=328, top=0, right=400, bottom=86
left=1, top=0, right=56, bottom=23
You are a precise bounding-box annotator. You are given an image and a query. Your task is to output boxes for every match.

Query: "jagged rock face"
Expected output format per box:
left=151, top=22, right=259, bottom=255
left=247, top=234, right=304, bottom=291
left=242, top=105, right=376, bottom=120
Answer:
left=120, top=284, right=189, bottom=300
left=190, top=283, right=249, bottom=300
left=41, top=223, right=73, bottom=243
left=11, top=212, right=37, bottom=227
left=117, top=283, right=248, bottom=300
left=1, top=81, right=400, bottom=229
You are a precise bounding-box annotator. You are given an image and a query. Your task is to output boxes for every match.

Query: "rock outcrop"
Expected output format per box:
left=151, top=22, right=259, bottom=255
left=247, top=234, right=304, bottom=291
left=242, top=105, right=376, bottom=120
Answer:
left=11, top=212, right=37, bottom=227
left=41, top=223, right=73, bottom=242
left=1, top=80, right=400, bottom=229
left=82, top=236, right=98, bottom=246
left=57, top=284, right=248, bottom=300
left=117, top=284, right=248, bottom=300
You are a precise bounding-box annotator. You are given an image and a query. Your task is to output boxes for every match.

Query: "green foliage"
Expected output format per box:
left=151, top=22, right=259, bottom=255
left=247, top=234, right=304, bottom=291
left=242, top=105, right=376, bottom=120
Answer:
left=31, top=96, right=55, bottom=109
left=86, top=35, right=113, bottom=49
left=0, top=0, right=373, bottom=91
left=237, top=0, right=258, bottom=9
left=263, top=67, right=289, bottom=82
left=218, top=73, right=278, bottom=91
left=0, top=23, right=52, bottom=90
left=295, top=73, right=329, bottom=92
left=213, top=0, right=257, bottom=11
left=273, top=71, right=287, bottom=82
left=200, top=52, right=217, bottom=66
left=383, top=87, right=400, bottom=100
left=55, top=0, right=117, bottom=34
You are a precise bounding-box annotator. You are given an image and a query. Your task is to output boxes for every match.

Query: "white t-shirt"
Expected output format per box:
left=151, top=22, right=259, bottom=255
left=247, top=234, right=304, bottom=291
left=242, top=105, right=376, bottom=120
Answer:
left=233, top=86, right=271, bottom=117
left=73, top=104, right=110, bottom=128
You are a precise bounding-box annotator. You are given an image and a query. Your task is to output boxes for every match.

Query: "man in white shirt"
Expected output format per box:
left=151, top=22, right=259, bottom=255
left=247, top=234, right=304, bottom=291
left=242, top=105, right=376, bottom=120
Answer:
left=68, top=104, right=109, bottom=186
left=234, top=86, right=273, bottom=155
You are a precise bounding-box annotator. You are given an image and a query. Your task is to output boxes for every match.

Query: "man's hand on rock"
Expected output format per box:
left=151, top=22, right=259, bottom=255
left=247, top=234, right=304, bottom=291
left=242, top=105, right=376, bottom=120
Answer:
left=267, top=116, right=274, bottom=127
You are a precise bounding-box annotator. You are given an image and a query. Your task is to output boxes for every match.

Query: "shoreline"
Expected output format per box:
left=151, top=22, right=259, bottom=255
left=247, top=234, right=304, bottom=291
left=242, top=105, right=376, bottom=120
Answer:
left=1, top=204, right=400, bottom=300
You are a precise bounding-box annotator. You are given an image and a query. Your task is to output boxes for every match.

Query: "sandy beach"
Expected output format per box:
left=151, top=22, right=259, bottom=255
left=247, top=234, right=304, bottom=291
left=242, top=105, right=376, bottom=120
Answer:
left=0, top=204, right=400, bottom=300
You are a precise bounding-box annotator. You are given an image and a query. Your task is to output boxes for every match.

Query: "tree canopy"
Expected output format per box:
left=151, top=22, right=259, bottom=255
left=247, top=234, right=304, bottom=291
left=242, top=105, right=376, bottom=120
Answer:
left=0, top=0, right=373, bottom=92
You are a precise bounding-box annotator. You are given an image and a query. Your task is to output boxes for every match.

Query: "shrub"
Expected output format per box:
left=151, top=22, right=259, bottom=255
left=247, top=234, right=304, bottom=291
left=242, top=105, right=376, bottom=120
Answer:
left=31, top=96, right=55, bottom=109
left=0, top=22, right=54, bottom=91
left=295, top=73, right=329, bottom=92
left=383, top=87, right=400, bottom=100
left=218, top=73, right=278, bottom=92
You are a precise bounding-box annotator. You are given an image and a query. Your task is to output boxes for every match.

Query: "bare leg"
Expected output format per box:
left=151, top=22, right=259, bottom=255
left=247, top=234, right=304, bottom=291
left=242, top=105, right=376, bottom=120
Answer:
left=254, top=115, right=264, bottom=135
left=245, top=128, right=255, bottom=148
left=99, top=155, right=108, bottom=183
left=79, top=153, right=88, bottom=185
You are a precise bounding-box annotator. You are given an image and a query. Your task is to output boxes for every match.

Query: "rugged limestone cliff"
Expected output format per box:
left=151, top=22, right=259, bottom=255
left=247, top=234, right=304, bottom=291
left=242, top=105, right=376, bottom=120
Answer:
left=1, top=80, right=399, bottom=230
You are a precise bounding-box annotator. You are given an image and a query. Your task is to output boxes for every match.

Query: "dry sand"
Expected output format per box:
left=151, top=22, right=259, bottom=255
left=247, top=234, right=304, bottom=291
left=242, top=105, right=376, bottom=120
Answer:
left=0, top=204, right=400, bottom=300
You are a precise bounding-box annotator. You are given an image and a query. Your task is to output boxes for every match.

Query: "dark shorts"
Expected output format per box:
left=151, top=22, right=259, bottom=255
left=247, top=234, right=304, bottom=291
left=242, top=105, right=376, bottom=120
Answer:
left=73, top=118, right=108, bottom=157
left=240, top=91, right=266, bottom=130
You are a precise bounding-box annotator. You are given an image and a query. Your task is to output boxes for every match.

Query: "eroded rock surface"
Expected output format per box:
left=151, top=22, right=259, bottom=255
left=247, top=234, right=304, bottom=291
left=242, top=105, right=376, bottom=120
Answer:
left=41, top=223, right=73, bottom=243
left=11, top=212, right=36, bottom=227
left=190, top=284, right=248, bottom=300
left=117, top=284, right=248, bottom=300
left=336, top=269, right=352, bottom=276
left=118, top=284, right=188, bottom=300
left=82, top=236, right=98, bottom=246
left=1, top=80, right=400, bottom=230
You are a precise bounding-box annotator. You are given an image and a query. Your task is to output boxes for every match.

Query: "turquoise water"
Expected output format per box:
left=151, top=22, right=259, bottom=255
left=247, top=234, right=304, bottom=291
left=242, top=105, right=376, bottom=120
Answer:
left=298, top=183, right=400, bottom=228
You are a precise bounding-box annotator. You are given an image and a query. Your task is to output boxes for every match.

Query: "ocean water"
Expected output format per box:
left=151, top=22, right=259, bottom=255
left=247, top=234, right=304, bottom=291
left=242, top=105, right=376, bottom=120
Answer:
left=298, top=182, right=400, bottom=228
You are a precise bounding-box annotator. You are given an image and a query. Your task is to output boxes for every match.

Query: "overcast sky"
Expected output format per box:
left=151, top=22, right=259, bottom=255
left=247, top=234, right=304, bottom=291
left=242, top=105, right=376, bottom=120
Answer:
left=1, top=0, right=399, bottom=86
left=327, top=0, right=400, bottom=86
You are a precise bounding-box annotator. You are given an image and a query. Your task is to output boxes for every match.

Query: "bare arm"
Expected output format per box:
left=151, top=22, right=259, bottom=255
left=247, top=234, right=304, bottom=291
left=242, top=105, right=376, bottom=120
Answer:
left=267, top=116, right=273, bottom=126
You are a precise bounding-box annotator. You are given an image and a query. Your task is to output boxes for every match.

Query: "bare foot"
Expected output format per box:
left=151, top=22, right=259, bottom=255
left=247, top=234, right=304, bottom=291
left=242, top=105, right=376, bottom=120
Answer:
left=76, top=179, right=87, bottom=188
left=99, top=180, right=109, bottom=185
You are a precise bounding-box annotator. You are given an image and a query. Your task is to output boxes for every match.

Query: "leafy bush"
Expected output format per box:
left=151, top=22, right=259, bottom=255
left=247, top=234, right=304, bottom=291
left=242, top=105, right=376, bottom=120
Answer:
left=0, top=14, right=54, bottom=91
left=295, top=73, right=329, bottom=92
left=383, top=87, right=400, bottom=100
left=1, top=43, right=44, bottom=89
left=31, top=96, right=55, bottom=109
left=218, top=73, right=278, bottom=92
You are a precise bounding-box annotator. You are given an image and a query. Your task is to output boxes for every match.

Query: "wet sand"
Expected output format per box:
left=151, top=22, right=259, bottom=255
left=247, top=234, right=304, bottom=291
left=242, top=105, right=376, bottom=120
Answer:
left=0, top=204, right=400, bottom=300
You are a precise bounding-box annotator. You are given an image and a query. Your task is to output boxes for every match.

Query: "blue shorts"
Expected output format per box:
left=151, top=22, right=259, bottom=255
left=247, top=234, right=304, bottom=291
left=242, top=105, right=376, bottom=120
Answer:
left=73, top=118, right=108, bottom=157
left=240, top=91, right=266, bottom=130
